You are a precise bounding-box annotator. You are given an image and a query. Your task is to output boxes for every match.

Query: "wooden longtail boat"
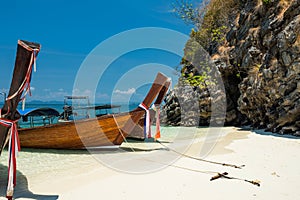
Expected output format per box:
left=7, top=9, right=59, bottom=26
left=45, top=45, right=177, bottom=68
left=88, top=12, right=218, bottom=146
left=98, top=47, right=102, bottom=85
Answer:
left=0, top=40, right=41, bottom=154
left=18, top=72, right=170, bottom=149
left=127, top=80, right=171, bottom=140
left=0, top=40, right=40, bottom=199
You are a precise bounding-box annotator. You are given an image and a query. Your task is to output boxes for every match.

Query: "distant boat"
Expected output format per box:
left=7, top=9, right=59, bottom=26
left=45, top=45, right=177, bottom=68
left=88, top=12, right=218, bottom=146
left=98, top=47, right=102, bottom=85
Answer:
left=18, top=72, right=170, bottom=149
left=18, top=107, right=61, bottom=127
left=0, top=40, right=41, bottom=154
left=17, top=98, right=122, bottom=126
left=57, top=95, right=122, bottom=123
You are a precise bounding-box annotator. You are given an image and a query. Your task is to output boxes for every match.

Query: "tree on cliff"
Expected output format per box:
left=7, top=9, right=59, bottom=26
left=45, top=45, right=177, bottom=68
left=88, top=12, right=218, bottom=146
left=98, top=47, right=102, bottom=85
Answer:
left=173, top=0, right=237, bottom=54
left=168, top=0, right=300, bottom=134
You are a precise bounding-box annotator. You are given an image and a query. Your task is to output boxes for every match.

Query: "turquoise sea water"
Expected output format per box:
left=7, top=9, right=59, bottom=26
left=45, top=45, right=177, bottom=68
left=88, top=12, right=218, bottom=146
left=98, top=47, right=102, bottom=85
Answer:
left=0, top=102, right=139, bottom=128
left=0, top=125, right=208, bottom=199
left=0, top=100, right=220, bottom=198
left=0, top=102, right=139, bottom=113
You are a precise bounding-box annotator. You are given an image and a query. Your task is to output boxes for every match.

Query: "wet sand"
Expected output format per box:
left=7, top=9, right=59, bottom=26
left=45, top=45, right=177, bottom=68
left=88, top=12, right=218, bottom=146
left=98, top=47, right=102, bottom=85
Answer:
left=1, top=126, right=300, bottom=200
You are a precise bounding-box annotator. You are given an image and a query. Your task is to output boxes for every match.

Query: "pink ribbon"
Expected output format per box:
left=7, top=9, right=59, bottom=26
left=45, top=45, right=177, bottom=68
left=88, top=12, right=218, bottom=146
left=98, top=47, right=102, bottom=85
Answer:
left=139, top=103, right=151, bottom=138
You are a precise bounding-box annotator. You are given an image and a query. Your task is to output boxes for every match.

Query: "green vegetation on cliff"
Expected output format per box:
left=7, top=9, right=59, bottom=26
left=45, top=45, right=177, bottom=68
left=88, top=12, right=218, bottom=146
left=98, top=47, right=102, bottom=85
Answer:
left=174, top=0, right=237, bottom=54
left=173, top=0, right=239, bottom=89
left=166, top=0, right=300, bottom=134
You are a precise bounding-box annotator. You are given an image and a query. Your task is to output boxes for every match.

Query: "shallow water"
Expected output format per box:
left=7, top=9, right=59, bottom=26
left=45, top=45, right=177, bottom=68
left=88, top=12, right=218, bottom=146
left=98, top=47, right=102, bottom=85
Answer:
left=0, top=126, right=227, bottom=172
left=0, top=148, right=95, bottom=198
left=0, top=126, right=233, bottom=199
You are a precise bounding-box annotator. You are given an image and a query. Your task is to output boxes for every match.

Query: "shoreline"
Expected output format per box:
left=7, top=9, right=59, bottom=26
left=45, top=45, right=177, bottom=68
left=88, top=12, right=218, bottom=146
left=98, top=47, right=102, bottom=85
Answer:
left=0, top=126, right=299, bottom=199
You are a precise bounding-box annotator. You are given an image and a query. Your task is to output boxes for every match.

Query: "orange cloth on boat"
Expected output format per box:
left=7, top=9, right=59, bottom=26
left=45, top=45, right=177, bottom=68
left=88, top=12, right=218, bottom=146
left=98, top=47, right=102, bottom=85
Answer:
left=152, top=104, right=161, bottom=139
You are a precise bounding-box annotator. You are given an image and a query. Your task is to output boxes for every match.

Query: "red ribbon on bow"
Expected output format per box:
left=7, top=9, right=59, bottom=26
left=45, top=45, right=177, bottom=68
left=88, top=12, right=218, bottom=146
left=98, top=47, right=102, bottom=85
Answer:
left=0, top=119, right=21, bottom=199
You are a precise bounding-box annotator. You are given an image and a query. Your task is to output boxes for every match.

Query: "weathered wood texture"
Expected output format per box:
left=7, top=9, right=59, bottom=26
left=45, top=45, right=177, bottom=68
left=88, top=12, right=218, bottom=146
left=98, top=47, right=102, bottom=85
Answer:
left=0, top=40, right=41, bottom=153
left=19, top=73, right=169, bottom=149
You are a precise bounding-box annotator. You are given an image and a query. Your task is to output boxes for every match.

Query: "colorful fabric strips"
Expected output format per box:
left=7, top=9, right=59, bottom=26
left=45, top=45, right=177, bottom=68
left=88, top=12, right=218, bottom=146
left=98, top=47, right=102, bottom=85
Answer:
left=0, top=40, right=40, bottom=200
left=139, top=103, right=151, bottom=138
left=139, top=103, right=162, bottom=140
left=0, top=119, right=21, bottom=199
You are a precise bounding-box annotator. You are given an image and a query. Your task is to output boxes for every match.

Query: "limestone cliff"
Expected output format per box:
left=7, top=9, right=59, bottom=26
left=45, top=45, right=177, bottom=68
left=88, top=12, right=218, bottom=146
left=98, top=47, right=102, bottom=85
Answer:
left=163, top=0, right=300, bottom=135
left=234, top=0, right=300, bottom=135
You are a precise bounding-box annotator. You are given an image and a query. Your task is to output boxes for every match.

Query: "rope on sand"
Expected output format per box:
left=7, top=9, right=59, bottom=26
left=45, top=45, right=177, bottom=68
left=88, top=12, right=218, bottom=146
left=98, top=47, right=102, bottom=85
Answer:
left=154, top=140, right=260, bottom=187
left=210, top=172, right=261, bottom=187
left=143, top=158, right=260, bottom=187
left=155, top=140, right=245, bottom=169
left=120, top=135, right=260, bottom=187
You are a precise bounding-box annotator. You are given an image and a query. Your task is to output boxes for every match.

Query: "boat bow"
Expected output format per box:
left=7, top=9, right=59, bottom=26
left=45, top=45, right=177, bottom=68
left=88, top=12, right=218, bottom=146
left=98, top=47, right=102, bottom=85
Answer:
left=0, top=40, right=41, bottom=153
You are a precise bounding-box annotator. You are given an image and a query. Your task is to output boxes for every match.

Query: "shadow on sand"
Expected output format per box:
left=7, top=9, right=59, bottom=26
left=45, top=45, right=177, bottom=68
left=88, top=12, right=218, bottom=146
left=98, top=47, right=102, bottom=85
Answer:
left=237, top=126, right=300, bottom=139
left=20, top=147, right=90, bottom=155
left=0, top=163, right=58, bottom=200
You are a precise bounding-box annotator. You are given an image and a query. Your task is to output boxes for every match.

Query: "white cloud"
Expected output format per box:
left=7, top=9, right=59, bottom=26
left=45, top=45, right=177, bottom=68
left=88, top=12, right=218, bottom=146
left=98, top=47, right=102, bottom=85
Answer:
left=72, top=88, right=92, bottom=96
left=30, top=86, right=35, bottom=91
left=114, top=88, right=136, bottom=95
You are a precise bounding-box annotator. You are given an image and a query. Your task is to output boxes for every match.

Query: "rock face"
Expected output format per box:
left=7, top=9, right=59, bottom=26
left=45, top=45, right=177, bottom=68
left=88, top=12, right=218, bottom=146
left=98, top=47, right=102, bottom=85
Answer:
left=162, top=37, right=227, bottom=127
left=235, top=0, right=300, bottom=135
left=162, top=83, right=227, bottom=127
left=162, top=85, right=200, bottom=127
left=163, top=0, right=300, bottom=136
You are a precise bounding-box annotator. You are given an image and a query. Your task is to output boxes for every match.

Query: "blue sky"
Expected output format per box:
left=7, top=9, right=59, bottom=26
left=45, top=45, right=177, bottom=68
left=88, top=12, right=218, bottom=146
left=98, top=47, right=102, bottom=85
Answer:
left=0, top=0, right=195, bottom=103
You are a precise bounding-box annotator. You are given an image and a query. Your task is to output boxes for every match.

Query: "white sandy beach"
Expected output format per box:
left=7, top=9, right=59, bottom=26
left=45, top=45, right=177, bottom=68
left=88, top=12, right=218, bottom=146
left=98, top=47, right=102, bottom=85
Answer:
left=1, top=126, right=300, bottom=200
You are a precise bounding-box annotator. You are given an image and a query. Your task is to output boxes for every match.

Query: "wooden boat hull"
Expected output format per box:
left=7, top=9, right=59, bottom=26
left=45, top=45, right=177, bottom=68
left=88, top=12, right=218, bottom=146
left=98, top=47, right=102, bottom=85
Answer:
left=19, top=110, right=144, bottom=149
left=126, top=109, right=155, bottom=140
left=19, top=72, right=170, bottom=149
